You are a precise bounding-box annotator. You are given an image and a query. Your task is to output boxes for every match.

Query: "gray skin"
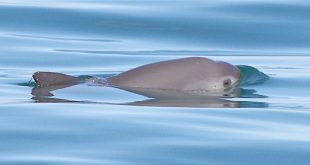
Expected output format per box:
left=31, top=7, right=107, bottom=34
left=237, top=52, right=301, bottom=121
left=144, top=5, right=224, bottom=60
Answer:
left=108, top=57, right=241, bottom=91
left=32, top=57, right=241, bottom=93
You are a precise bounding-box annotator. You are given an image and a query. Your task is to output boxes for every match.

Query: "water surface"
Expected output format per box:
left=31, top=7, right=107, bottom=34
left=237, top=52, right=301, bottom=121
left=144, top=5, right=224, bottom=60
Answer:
left=1, top=0, right=310, bottom=164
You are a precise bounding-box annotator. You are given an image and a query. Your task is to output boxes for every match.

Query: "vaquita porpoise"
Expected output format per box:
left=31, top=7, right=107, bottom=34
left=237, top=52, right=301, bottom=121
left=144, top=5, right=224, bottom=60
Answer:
left=32, top=57, right=241, bottom=91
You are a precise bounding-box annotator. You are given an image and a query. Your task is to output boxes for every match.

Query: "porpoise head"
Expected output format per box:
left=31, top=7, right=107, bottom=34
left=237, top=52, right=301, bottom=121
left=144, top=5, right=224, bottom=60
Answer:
left=212, top=61, right=241, bottom=91
left=176, top=58, right=241, bottom=92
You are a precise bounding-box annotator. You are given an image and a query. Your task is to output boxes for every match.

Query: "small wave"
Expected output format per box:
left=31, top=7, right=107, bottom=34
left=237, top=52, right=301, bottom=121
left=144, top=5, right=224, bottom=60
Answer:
left=7, top=33, right=120, bottom=42
left=237, top=65, right=270, bottom=86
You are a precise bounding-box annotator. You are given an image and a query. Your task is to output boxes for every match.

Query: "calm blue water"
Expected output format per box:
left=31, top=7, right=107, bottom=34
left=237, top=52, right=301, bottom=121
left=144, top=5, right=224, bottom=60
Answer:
left=1, top=0, right=310, bottom=164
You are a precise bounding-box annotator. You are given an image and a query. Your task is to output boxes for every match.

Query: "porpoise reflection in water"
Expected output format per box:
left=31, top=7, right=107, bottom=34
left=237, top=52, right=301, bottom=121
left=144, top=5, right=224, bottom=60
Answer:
left=31, top=57, right=268, bottom=108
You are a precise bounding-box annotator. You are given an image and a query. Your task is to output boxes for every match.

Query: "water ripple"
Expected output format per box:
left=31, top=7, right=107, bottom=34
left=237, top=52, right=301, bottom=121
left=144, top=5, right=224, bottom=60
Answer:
left=1, top=1, right=310, bottom=164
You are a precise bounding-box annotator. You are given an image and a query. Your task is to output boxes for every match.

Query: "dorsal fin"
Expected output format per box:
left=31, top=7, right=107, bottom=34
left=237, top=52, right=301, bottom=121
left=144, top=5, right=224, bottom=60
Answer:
left=32, top=71, right=79, bottom=87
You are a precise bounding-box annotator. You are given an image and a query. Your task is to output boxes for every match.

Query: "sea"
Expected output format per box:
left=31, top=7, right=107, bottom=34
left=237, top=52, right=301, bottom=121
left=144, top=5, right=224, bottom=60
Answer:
left=0, top=0, right=310, bottom=164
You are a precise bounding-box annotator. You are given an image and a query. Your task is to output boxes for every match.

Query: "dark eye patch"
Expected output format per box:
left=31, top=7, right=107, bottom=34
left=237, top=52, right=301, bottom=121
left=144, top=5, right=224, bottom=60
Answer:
left=223, top=79, right=232, bottom=87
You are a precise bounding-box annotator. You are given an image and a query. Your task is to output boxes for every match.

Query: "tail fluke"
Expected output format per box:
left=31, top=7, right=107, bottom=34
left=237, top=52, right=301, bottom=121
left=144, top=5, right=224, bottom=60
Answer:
left=32, top=71, right=79, bottom=87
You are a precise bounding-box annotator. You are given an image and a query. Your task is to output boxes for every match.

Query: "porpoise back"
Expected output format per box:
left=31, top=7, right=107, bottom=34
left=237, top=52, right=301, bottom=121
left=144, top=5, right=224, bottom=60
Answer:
left=108, top=57, right=240, bottom=91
